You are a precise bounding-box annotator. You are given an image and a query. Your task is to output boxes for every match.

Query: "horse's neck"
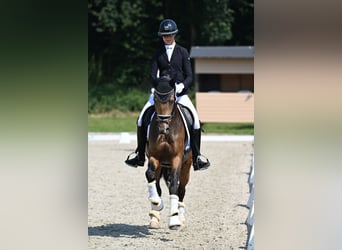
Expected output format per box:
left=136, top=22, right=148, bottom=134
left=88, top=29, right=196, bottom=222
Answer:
left=170, top=109, right=185, bottom=137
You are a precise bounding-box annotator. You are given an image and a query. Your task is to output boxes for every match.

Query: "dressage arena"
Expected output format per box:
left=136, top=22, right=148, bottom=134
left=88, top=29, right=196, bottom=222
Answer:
left=88, top=133, right=254, bottom=249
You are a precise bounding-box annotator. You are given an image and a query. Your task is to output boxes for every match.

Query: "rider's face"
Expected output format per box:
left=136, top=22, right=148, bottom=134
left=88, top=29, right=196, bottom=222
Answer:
left=162, top=35, right=175, bottom=45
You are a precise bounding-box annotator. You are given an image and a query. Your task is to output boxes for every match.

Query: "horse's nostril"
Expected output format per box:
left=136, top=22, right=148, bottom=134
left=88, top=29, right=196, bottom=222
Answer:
left=158, top=123, right=170, bottom=135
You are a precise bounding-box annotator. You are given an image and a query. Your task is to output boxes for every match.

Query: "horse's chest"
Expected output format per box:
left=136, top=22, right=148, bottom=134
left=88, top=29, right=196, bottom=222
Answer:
left=157, top=134, right=173, bottom=144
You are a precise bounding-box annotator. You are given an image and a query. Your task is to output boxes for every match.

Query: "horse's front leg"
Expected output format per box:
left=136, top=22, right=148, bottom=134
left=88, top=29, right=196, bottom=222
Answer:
left=168, top=157, right=182, bottom=230
left=146, top=157, right=163, bottom=229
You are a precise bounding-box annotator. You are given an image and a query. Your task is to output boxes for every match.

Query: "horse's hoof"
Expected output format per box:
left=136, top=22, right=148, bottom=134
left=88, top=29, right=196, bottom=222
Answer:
left=168, top=214, right=181, bottom=230
left=169, top=225, right=181, bottom=230
left=149, top=221, right=160, bottom=229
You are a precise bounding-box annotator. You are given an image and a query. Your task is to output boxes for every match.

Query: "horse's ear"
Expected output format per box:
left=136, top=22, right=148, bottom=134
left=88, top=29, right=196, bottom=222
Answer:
left=159, top=74, right=171, bottom=82
left=152, top=77, right=159, bottom=87
left=155, top=76, right=174, bottom=93
left=160, top=69, right=171, bottom=77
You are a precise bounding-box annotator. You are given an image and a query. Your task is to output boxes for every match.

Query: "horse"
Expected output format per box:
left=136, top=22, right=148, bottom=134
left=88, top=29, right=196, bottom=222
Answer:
left=145, top=75, right=193, bottom=230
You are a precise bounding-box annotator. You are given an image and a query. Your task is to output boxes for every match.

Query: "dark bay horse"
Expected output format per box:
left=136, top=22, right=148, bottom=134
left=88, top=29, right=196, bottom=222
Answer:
left=145, top=76, right=192, bottom=230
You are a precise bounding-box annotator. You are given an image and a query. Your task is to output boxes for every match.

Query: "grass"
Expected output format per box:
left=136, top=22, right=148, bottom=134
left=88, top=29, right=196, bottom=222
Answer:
left=201, top=123, right=254, bottom=135
left=89, top=111, right=254, bottom=134
left=88, top=111, right=139, bottom=132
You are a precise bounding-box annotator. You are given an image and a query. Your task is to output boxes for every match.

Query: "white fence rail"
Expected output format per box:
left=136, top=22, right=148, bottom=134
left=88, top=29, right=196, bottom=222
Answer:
left=246, top=152, right=254, bottom=249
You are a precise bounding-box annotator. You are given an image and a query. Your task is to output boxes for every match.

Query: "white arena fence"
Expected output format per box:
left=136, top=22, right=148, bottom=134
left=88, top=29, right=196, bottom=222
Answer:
left=246, top=150, right=254, bottom=250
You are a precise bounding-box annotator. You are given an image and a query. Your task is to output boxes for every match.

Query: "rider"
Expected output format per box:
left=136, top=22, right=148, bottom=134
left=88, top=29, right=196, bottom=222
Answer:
left=125, top=18, right=210, bottom=171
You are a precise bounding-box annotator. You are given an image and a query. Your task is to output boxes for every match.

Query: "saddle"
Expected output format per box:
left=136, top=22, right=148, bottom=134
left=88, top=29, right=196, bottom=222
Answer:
left=143, top=104, right=194, bottom=152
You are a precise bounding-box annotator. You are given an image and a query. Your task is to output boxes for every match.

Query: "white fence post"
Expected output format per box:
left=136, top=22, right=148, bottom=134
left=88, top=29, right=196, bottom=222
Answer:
left=247, top=224, right=254, bottom=250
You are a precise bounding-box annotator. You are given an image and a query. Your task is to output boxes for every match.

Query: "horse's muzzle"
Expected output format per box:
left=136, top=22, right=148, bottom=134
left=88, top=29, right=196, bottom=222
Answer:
left=158, top=122, right=170, bottom=135
left=156, top=114, right=172, bottom=135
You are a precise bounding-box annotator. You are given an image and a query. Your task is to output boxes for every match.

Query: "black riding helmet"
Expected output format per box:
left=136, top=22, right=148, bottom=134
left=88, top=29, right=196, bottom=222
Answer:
left=157, top=19, right=178, bottom=37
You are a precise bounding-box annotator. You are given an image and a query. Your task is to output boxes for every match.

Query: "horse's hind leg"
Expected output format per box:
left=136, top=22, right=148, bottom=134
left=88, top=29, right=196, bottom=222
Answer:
left=146, top=158, right=163, bottom=229
left=168, top=160, right=183, bottom=230
left=169, top=194, right=181, bottom=230
left=178, top=156, right=192, bottom=201
left=156, top=176, right=162, bottom=197
left=177, top=157, right=192, bottom=225
left=177, top=201, right=185, bottom=225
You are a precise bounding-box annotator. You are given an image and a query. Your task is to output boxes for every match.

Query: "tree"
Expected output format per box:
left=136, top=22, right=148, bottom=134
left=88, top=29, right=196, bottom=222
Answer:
left=230, top=0, right=254, bottom=45
left=88, top=0, right=253, bottom=112
left=88, top=0, right=163, bottom=88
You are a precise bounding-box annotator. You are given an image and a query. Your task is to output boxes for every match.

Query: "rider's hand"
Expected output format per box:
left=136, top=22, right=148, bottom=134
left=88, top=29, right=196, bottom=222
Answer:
left=151, top=88, right=155, bottom=94
left=175, top=83, right=184, bottom=94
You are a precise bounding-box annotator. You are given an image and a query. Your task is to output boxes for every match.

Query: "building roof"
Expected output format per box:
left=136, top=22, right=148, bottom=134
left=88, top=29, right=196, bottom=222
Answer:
left=190, top=46, right=254, bottom=58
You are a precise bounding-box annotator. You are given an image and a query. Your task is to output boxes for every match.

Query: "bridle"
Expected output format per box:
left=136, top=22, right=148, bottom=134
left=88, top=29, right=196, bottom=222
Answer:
left=154, top=88, right=176, bottom=131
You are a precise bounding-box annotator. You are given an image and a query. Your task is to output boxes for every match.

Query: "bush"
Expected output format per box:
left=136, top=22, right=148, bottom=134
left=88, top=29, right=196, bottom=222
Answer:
left=88, top=84, right=150, bottom=113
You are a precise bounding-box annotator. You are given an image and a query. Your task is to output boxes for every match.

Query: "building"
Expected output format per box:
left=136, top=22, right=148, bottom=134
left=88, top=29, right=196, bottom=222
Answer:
left=190, top=46, right=254, bottom=123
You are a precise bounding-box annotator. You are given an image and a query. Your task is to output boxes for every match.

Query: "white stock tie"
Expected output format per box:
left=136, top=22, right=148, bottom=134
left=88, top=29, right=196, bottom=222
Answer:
left=166, top=46, right=173, bottom=61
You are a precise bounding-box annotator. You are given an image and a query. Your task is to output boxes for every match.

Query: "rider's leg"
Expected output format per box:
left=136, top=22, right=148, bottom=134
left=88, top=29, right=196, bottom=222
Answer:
left=176, top=95, right=210, bottom=171
left=176, top=95, right=201, bottom=130
left=125, top=93, right=154, bottom=167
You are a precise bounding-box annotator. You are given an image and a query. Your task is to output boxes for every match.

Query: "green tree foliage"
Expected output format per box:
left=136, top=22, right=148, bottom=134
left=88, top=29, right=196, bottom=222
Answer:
left=88, top=0, right=253, bottom=113
left=194, top=0, right=235, bottom=45
left=89, top=0, right=163, bottom=87
left=230, top=0, right=254, bottom=45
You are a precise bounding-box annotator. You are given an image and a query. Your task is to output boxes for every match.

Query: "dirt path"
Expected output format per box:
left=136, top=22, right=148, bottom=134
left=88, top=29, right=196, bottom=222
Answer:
left=88, top=138, right=253, bottom=249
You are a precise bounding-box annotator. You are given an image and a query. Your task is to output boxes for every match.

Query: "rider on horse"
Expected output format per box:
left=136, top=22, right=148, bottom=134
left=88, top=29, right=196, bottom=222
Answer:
left=125, top=19, right=210, bottom=171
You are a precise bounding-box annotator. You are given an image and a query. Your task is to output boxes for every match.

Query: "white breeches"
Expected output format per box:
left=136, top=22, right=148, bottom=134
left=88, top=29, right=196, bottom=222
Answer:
left=137, top=93, right=155, bottom=127
left=137, top=93, right=201, bottom=129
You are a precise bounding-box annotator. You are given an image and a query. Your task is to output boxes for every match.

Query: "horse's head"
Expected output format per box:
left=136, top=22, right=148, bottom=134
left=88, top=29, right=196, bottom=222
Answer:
left=153, top=75, right=176, bottom=134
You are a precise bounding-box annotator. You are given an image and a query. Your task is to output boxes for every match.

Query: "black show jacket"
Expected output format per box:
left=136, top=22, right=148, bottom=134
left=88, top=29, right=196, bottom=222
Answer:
left=150, top=44, right=193, bottom=96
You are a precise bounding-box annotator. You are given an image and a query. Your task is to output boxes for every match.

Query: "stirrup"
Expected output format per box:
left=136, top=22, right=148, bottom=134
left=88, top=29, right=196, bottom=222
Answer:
left=194, top=155, right=210, bottom=171
left=125, top=152, right=145, bottom=167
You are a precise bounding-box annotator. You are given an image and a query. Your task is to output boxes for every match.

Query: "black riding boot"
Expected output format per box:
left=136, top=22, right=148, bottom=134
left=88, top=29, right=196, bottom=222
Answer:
left=191, top=129, right=210, bottom=171
left=125, top=126, right=146, bottom=167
